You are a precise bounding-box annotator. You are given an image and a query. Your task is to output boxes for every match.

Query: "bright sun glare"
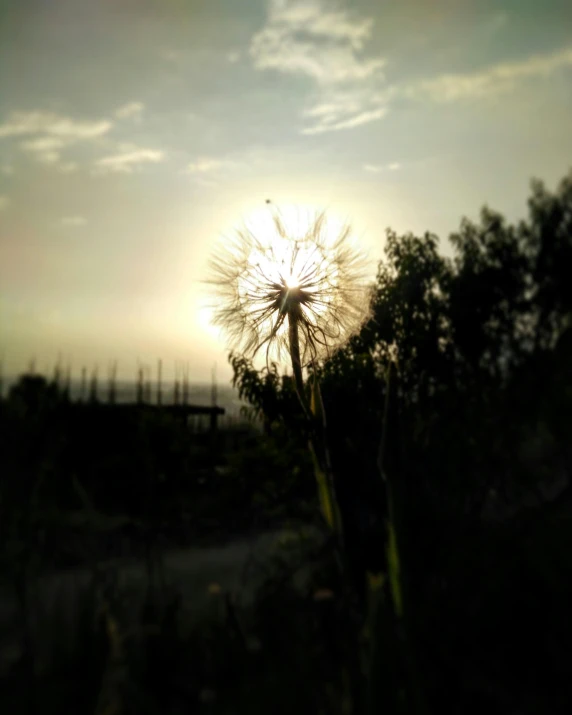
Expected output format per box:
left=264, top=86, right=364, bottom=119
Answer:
left=203, top=202, right=372, bottom=370
left=239, top=204, right=346, bottom=312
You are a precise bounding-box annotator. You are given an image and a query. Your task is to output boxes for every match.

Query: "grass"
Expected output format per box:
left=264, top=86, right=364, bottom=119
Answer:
left=1, top=373, right=571, bottom=714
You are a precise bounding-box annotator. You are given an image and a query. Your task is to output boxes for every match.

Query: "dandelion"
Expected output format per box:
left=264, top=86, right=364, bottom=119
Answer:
left=205, top=204, right=372, bottom=392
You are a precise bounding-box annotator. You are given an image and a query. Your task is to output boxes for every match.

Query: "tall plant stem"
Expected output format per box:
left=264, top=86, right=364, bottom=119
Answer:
left=288, top=308, right=362, bottom=713
left=287, top=308, right=344, bottom=546
left=287, top=309, right=307, bottom=410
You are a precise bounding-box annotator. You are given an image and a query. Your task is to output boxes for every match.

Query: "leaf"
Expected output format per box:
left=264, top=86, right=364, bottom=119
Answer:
left=310, top=375, right=324, bottom=424
left=311, top=449, right=337, bottom=531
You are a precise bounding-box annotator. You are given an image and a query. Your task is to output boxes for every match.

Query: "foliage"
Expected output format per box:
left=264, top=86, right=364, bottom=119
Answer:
left=228, top=170, right=572, bottom=714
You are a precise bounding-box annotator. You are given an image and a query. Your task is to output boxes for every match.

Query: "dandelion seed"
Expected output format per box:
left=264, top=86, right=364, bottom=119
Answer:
left=205, top=205, right=372, bottom=376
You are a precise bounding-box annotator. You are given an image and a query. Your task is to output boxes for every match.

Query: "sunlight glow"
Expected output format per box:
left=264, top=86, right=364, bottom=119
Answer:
left=239, top=204, right=347, bottom=317
left=206, top=202, right=371, bottom=370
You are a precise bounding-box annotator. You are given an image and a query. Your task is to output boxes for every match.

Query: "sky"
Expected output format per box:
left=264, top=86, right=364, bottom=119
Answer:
left=1, top=0, right=571, bottom=383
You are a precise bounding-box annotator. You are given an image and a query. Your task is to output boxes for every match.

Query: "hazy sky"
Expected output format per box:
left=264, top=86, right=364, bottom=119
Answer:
left=1, top=0, right=571, bottom=383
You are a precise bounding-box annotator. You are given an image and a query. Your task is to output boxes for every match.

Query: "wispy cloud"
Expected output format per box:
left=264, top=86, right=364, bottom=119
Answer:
left=363, top=161, right=400, bottom=173
left=0, top=110, right=113, bottom=172
left=251, top=4, right=572, bottom=134
left=183, top=157, right=239, bottom=186
left=115, top=102, right=144, bottom=119
left=408, top=45, right=572, bottom=102
left=0, top=111, right=111, bottom=139
left=1, top=164, right=14, bottom=175
left=20, top=136, right=67, bottom=165
left=61, top=215, right=87, bottom=227
left=250, top=0, right=383, bottom=83
left=250, top=0, right=387, bottom=135
left=227, top=51, right=241, bottom=63
left=0, top=195, right=11, bottom=211
left=20, top=136, right=66, bottom=152
left=184, top=157, right=230, bottom=173
left=93, top=144, right=165, bottom=174
left=302, top=106, right=386, bottom=134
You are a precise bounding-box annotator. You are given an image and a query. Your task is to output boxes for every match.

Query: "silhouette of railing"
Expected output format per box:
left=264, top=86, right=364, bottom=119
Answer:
left=76, top=401, right=226, bottom=432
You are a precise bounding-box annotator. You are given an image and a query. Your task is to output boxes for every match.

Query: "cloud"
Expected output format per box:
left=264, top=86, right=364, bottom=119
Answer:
left=93, top=145, right=165, bottom=174
left=300, top=42, right=572, bottom=134
left=20, top=136, right=67, bottom=165
left=1, top=110, right=113, bottom=172
left=0, top=195, right=10, bottom=211
left=61, top=215, right=87, bottom=227
left=0, top=111, right=112, bottom=139
left=250, top=1, right=388, bottom=135
left=36, top=151, right=61, bottom=165
left=115, top=102, right=144, bottom=119
left=410, top=45, right=572, bottom=102
left=183, top=156, right=240, bottom=188
left=302, top=106, right=386, bottom=134
left=20, top=136, right=66, bottom=152
left=184, top=158, right=227, bottom=173
left=1, top=164, right=14, bottom=175
left=250, top=0, right=384, bottom=84
left=363, top=161, right=400, bottom=173
left=227, top=51, right=241, bottom=63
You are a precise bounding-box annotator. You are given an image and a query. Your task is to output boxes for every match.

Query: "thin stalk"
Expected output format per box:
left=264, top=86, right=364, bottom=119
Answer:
left=287, top=308, right=344, bottom=543
left=287, top=307, right=361, bottom=712
left=287, top=309, right=307, bottom=411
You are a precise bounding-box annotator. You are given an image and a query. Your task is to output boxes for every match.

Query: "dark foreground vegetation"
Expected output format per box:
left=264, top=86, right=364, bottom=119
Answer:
left=1, top=171, right=571, bottom=714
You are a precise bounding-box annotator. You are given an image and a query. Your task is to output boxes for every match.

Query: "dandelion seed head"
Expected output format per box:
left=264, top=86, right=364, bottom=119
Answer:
left=205, top=205, right=373, bottom=368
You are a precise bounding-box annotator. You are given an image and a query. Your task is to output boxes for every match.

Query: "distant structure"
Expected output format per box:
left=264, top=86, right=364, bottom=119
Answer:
left=107, top=361, right=117, bottom=404
left=63, top=364, right=71, bottom=400
left=89, top=367, right=99, bottom=403
left=80, top=367, right=87, bottom=402
left=136, top=364, right=144, bottom=404
left=7, top=357, right=226, bottom=432
left=157, top=359, right=162, bottom=406
left=181, top=362, right=189, bottom=406
left=174, top=362, right=181, bottom=405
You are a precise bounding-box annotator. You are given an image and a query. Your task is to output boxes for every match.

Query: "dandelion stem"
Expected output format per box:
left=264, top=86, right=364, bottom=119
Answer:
left=287, top=309, right=306, bottom=408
